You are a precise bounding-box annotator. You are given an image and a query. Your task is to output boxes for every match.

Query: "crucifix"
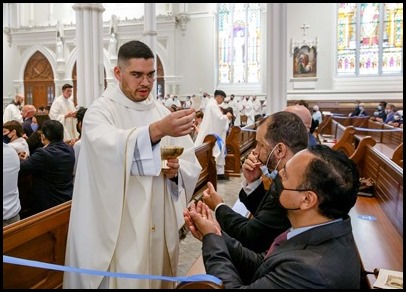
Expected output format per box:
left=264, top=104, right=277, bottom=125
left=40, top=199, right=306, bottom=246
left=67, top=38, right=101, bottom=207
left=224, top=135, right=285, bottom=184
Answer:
left=300, top=23, right=309, bottom=37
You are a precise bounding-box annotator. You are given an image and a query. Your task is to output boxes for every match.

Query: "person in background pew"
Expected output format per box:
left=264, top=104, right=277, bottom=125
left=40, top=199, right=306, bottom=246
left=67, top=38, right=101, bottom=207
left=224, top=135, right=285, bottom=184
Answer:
left=21, top=104, right=37, bottom=138
left=388, top=110, right=403, bottom=128
left=3, top=142, right=22, bottom=226
left=201, top=112, right=308, bottom=252
left=26, top=113, right=51, bottom=155
left=357, top=103, right=369, bottom=117
left=349, top=101, right=361, bottom=117
left=19, top=120, right=75, bottom=215
left=383, top=104, right=396, bottom=124
left=284, top=104, right=318, bottom=147
left=184, top=145, right=361, bottom=289
left=3, top=120, right=30, bottom=157
left=310, top=105, right=322, bottom=134
left=370, top=101, right=387, bottom=122
left=63, top=40, right=201, bottom=289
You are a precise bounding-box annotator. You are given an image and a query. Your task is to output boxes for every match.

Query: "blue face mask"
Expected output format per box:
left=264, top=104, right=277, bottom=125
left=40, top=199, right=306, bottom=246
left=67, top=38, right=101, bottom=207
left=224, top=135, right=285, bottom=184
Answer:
left=31, top=123, right=39, bottom=132
left=3, top=134, right=11, bottom=144
left=260, top=144, right=282, bottom=180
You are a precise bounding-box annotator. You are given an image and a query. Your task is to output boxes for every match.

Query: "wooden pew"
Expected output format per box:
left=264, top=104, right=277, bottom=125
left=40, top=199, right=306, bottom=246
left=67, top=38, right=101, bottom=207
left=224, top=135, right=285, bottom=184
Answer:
left=192, top=134, right=218, bottom=200
left=353, top=120, right=403, bottom=164
left=317, top=118, right=359, bottom=157
left=349, top=140, right=403, bottom=289
left=3, top=201, right=71, bottom=289
left=225, top=123, right=258, bottom=177
left=3, top=137, right=219, bottom=289
left=224, top=126, right=242, bottom=177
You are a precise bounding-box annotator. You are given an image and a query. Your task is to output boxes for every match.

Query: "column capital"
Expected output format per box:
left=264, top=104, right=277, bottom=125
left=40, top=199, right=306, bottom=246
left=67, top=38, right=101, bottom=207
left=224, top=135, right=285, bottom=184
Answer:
left=73, top=3, right=105, bottom=13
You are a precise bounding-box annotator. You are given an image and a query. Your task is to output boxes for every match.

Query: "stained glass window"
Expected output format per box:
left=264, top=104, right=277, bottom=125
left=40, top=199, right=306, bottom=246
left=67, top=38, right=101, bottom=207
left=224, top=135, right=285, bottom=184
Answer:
left=218, top=3, right=261, bottom=84
left=337, top=3, right=403, bottom=76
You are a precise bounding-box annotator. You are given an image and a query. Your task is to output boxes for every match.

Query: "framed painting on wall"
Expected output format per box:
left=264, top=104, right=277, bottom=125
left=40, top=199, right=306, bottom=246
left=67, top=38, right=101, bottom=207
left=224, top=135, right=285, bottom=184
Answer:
left=293, top=45, right=317, bottom=78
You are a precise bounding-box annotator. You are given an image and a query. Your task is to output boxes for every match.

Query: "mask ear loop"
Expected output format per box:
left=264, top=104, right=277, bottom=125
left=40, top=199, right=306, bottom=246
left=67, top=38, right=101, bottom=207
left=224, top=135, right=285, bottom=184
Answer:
left=261, top=144, right=280, bottom=179
left=269, top=158, right=282, bottom=179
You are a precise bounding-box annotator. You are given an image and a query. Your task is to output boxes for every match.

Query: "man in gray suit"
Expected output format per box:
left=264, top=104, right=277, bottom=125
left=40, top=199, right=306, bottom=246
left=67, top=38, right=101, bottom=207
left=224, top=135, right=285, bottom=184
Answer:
left=184, top=144, right=361, bottom=289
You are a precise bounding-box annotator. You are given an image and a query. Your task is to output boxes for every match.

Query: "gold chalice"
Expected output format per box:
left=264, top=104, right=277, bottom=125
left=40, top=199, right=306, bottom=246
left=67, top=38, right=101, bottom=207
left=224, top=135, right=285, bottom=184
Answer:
left=160, top=146, right=184, bottom=169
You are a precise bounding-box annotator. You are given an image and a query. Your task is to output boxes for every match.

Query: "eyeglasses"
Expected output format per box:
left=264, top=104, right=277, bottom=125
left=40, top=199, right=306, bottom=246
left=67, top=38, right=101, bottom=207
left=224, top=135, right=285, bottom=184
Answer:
left=121, top=68, right=156, bottom=83
left=281, top=182, right=312, bottom=193
left=132, top=72, right=156, bottom=83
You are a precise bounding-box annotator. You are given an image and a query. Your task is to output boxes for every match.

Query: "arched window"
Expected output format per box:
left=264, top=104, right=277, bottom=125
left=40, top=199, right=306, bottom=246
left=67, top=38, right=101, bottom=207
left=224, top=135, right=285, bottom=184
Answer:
left=337, top=3, right=403, bottom=76
left=218, top=3, right=261, bottom=84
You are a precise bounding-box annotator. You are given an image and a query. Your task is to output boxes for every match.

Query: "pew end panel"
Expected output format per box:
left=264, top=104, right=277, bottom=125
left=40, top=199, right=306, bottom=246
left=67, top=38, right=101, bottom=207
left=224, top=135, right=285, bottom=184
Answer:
left=392, top=142, right=403, bottom=168
left=331, top=125, right=357, bottom=157
left=225, top=126, right=242, bottom=177
left=193, top=134, right=217, bottom=201
left=3, top=200, right=72, bottom=289
left=349, top=136, right=376, bottom=164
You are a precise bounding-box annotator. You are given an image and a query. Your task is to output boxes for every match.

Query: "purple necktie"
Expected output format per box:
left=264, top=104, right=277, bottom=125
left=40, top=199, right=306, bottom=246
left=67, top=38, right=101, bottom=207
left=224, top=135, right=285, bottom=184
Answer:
left=265, top=230, right=289, bottom=258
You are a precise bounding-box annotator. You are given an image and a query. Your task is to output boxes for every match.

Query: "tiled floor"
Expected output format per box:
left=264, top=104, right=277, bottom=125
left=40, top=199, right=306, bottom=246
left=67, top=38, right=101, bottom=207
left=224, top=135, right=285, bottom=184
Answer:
left=177, top=175, right=245, bottom=276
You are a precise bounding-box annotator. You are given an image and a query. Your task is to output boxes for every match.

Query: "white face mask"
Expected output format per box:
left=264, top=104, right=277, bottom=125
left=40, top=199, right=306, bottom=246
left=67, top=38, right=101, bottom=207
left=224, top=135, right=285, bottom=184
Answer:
left=260, top=144, right=282, bottom=179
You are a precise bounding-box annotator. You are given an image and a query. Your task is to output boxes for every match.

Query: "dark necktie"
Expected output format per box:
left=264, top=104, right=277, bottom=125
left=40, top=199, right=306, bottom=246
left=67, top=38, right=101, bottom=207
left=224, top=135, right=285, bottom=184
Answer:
left=265, top=229, right=289, bottom=258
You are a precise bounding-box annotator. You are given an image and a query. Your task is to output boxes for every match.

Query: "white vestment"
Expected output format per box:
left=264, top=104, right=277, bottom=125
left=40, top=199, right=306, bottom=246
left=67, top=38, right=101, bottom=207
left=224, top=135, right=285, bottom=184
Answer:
left=194, top=98, right=229, bottom=175
left=3, top=103, right=23, bottom=124
left=49, top=95, right=79, bottom=141
left=63, top=84, right=201, bottom=289
left=227, top=98, right=240, bottom=126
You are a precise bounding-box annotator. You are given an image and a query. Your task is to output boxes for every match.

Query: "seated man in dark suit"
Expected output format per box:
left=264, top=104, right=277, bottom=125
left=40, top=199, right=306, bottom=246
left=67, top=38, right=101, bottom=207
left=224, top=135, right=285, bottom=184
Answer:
left=19, top=119, right=75, bottom=214
left=202, top=112, right=308, bottom=252
left=184, top=144, right=361, bottom=289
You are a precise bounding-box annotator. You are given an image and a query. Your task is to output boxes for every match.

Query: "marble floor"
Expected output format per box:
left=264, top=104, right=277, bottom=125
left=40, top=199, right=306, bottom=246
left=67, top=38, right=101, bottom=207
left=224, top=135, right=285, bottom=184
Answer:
left=177, top=175, right=245, bottom=276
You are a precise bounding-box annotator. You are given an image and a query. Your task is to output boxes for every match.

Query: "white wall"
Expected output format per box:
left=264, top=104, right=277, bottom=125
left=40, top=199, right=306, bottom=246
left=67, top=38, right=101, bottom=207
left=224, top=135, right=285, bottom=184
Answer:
left=2, top=3, right=403, bottom=106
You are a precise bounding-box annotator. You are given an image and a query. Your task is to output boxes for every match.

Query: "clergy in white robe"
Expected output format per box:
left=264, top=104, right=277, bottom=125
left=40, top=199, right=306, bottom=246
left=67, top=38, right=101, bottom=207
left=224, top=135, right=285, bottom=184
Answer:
left=49, top=84, right=79, bottom=142
left=63, top=40, right=200, bottom=289
left=194, top=90, right=231, bottom=176
left=63, top=84, right=201, bottom=289
left=3, top=93, right=24, bottom=124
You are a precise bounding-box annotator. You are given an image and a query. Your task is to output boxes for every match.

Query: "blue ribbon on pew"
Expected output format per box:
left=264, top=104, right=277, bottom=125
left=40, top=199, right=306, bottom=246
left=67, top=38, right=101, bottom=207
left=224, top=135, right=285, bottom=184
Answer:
left=3, top=255, right=222, bottom=285
left=212, top=134, right=227, bottom=156
left=354, top=127, right=403, bottom=132
left=240, top=125, right=257, bottom=132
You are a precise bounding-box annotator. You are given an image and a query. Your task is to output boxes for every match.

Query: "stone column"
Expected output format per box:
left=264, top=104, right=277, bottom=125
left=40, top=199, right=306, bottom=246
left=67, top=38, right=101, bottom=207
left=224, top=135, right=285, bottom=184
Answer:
left=266, top=3, right=288, bottom=114
left=73, top=3, right=105, bottom=108
left=144, top=3, right=157, bottom=98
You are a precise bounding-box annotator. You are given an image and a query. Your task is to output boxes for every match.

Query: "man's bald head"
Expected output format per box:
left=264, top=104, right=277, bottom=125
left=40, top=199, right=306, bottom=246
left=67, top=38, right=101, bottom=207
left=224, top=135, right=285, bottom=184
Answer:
left=283, top=104, right=312, bottom=131
left=14, top=93, right=24, bottom=105
left=22, top=104, right=36, bottom=118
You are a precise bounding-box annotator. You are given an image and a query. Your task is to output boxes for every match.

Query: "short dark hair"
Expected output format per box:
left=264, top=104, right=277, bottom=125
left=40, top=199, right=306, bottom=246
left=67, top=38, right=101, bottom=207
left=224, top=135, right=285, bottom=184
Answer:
left=118, top=40, right=154, bottom=66
left=301, top=144, right=360, bottom=219
left=34, top=113, right=51, bottom=131
left=76, top=107, right=88, bottom=123
left=62, top=84, right=73, bottom=91
left=42, top=120, right=64, bottom=142
left=214, top=89, right=226, bottom=98
left=3, top=120, right=24, bottom=137
left=263, top=111, right=308, bottom=154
